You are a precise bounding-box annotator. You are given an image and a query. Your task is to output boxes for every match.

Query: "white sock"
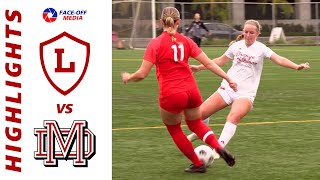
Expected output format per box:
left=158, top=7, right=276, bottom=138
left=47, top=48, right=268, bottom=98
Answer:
left=202, top=117, right=210, bottom=125
left=218, top=121, right=237, bottom=148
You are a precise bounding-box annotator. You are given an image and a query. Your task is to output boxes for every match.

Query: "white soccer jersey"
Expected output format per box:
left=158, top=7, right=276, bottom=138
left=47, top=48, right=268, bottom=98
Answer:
left=220, top=40, right=274, bottom=97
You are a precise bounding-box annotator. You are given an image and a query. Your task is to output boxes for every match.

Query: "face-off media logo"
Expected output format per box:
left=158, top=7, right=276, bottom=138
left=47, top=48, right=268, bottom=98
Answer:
left=34, top=120, right=96, bottom=167
left=43, top=8, right=58, bottom=23
left=42, top=7, right=87, bottom=23
left=36, top=32, right=95, bottom=167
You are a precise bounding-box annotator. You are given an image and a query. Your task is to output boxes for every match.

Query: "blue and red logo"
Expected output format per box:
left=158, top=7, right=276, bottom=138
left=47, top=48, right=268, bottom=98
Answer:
left=43, top=8, right=87, bottom=22
left=43, top=8, right=58, bottom=23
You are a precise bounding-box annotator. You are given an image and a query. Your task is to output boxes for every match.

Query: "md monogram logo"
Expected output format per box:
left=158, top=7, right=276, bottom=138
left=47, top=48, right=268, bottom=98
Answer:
left=34, top=120, right=96, bottom=167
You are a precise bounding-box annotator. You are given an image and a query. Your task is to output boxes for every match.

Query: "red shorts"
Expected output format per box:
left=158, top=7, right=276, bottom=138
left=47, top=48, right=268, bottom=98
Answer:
left=159, top=88, right=203, bottom=114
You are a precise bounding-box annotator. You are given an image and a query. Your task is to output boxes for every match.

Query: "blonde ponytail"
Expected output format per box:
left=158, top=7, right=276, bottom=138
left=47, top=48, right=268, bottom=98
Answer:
left=229, top=34, right=244, bottom=46
left=161, top=7, right=180, bottom=42
left=236, top=34, right=244, bottom=41
left=165, top=17, right=176, bottom=42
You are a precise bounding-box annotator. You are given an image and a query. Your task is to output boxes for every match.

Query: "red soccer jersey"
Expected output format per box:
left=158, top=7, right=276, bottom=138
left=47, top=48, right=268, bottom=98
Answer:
left=144, top=31, right=202, bottom=98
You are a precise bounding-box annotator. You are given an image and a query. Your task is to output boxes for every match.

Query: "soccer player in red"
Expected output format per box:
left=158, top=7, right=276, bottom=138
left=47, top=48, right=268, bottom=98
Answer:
left=121, top=7, right=237, bottom=173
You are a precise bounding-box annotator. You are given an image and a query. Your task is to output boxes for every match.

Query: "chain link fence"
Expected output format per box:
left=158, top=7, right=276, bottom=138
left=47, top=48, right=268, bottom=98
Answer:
left=112, top=1, right=320, bottom=48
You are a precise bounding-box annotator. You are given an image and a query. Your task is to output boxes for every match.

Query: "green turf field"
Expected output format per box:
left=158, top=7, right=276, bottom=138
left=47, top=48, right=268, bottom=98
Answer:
left=112, top=46, right=320, bottom=180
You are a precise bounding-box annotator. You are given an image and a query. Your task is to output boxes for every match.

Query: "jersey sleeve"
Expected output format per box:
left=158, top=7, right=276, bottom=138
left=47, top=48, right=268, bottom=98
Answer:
left=262, top=44, right=275, bottom=60
left=186, top=37, right=202, bottom=58
left=225, top=43, right=235, bottom=59
left=201, top=22, right=209, bottom=32
left=186, top=22, right=193, bottom=33
left=143, top=39, right=158, bottom=63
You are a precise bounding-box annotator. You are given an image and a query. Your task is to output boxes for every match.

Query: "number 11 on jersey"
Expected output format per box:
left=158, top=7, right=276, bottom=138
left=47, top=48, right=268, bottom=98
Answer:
left=171, top=44, right=184, bottom=62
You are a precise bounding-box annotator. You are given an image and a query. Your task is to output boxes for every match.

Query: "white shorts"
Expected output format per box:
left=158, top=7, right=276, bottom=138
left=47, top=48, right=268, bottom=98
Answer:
left=217, top=87, right=255, bottom=106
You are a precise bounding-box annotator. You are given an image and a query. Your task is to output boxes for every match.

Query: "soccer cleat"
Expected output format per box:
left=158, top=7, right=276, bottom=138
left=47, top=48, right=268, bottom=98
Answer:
left=216, top=148, right=235, bottom=167
left=187, top=133, right=199, bottom=142
left=184, top=164, right=207, bottom=173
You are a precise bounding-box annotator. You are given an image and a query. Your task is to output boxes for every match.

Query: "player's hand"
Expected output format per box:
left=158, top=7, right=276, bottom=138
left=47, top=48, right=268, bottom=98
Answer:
left=189, top=65, right=201, bottom=73
left=296, top=62, right=310, bottom=70
left=121, top=72, right=131, bottom=84
left=228, top=79, right=238, bottom=92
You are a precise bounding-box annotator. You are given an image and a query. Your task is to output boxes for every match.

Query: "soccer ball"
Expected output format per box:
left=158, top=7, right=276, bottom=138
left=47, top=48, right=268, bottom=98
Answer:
left=194, top=145, right=214, bottom=167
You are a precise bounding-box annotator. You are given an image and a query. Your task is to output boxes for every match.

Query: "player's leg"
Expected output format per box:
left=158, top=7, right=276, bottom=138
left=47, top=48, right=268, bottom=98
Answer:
left=192, top=37, right=198, bottom=47
left=187, top=91, right=229, bottom=141
left=184, top=88, right=235, bottom=167
left=184, top=106, right=220, bottom=149
left=162, top=108, right=206, bottom=173
left=201, top=91, right=229, bottom=122
left=184, top=107, right=235, bottom=167
left=197, top=37, right=201, bottom=47
left=160, top=93, right=205, bottom=173
left=193, top=37, right=200, bottom=47
left=219, top=97, right=252, bottom=148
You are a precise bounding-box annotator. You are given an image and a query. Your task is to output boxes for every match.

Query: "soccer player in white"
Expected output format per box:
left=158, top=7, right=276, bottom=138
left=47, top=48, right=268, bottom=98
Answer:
left=187, top=19, right=310, bottom=158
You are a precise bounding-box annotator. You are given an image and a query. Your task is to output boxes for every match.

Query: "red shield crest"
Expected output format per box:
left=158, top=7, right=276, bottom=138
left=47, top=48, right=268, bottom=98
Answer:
left=39, top=32, right=90, bottom=96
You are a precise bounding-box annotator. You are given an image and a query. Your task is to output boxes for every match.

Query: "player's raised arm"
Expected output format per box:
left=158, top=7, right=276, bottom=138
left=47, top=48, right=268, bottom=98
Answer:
left=270, top=53, right=310, bottom=70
